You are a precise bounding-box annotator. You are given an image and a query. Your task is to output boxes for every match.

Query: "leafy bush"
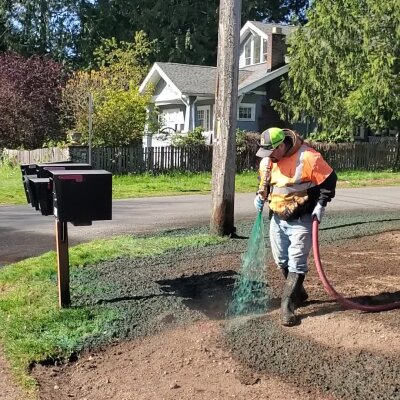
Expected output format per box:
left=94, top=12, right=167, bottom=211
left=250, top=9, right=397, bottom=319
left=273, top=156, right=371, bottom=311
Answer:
left=61, top=32, right=155, bottom=147
left=308, top=130, right=354, bottom=143
left=171, top=127, right=208, bottom=148
left=0, top=53, right=66, bottom=149
left=236, top=129, right=260, bottom=153
left=93, top=88, right=149, bottom=146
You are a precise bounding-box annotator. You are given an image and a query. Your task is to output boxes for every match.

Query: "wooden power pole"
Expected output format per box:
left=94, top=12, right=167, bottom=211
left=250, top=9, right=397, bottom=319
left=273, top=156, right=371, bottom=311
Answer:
left=210, top=0, right=242, bottom=235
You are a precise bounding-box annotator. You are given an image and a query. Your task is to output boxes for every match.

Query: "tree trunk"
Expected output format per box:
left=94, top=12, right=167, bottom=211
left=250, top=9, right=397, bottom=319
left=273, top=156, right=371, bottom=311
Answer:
left=39, top=0, right=48, bottom=55
left=210, top=0, right=241, bottom=236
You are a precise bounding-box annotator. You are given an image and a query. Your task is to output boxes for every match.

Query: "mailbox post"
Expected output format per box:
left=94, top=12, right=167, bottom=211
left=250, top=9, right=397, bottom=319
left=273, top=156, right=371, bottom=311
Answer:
left=21, top=164, right=112, bottom=308
left=55, top=220, right=70, bottom=307
left=51, top=169, right=112, bottom=307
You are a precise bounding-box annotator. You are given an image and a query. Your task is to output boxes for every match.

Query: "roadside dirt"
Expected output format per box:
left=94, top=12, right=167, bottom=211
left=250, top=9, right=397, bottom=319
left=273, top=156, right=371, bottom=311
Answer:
left=31, top=231, right=400, bottom=400
left=0, top=348, right=25, bottom=400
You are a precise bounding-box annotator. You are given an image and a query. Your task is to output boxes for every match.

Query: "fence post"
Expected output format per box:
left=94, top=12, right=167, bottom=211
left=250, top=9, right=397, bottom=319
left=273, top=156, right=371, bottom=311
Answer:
left=393, top=131, right=400, bottom=172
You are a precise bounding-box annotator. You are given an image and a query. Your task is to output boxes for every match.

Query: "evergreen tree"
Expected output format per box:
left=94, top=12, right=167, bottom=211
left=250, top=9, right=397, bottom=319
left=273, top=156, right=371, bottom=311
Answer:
left=1, top=0, right=81, bottom=64
left=274, top=0, right=400, bottom=142
left=1, top=0, right=311, bottom=68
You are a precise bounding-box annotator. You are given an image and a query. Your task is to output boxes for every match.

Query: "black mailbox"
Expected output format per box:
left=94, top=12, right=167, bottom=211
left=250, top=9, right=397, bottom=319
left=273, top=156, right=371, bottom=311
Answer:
left=51, top=170, right=112, bottom=225
left=37, top=163, right=92, bottom=178
left=28, top=178, right=53, bottom=216
left=20, top=163, right=37, bottom=176
left=26, top=175, right=40, bottom=209
left=20, top=164, right=38, bottom=204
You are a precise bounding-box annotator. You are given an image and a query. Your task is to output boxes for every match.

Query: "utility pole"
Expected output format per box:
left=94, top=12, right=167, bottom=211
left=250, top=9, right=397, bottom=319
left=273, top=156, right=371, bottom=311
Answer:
left=88, top=92, right=93, bottom=165
left=210, top=0, right=241, bottom=235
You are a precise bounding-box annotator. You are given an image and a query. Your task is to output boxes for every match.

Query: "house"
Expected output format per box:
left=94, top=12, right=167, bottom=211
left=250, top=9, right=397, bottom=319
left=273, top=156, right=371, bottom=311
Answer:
left=139, top=21, right=297, bottom=147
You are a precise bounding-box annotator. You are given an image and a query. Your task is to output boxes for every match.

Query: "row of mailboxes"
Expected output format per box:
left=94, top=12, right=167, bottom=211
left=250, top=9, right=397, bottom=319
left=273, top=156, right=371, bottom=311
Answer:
left=21, top=162, right=112, bottom=225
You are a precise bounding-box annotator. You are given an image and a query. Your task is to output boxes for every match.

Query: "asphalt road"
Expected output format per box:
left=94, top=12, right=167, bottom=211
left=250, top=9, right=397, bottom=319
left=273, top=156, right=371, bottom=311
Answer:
left=1, top=186, right=400, bottom=266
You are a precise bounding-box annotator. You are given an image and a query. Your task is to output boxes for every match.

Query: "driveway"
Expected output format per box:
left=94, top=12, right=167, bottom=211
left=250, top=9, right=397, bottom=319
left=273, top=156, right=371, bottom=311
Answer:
left=1, top=186, right=399, bottom=266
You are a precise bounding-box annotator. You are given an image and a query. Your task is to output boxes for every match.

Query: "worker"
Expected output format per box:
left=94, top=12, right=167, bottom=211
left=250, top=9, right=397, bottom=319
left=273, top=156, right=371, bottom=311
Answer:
left=254, top=127, right=337, bottom=326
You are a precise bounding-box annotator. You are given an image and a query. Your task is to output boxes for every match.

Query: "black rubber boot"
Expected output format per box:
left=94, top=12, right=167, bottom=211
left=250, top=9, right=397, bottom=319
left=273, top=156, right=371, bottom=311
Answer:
left=280, top=272, right=305, bottom=326
left=280, top=268, right=308, bottom=306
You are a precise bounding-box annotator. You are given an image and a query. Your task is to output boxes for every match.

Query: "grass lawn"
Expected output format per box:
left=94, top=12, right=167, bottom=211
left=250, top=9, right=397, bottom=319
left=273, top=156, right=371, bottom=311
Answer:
left=1, top=164, right=400, bottom=205
left=0, top=232, right=226, bottom=392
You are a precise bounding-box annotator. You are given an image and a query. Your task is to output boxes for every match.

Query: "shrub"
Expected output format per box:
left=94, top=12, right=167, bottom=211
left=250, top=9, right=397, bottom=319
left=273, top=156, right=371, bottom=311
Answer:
left=0, top=53, right=66, bottom=149
left=171, top=127, right=208, bottom=148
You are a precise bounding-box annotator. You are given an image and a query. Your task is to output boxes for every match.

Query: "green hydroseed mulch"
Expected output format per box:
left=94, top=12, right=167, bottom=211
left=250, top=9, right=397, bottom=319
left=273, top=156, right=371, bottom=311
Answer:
left=1, top=209, right=400, bottom=393
left=0, top=232, right=227, bottom=390
left=227, top=212, right=271, bottom=317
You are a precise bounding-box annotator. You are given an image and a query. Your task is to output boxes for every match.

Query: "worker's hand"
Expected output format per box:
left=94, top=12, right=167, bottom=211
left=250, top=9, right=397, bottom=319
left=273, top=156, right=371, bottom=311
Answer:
left=254, top=194, right=265, bottom=212
left=312, top=203, right=325, bottom=223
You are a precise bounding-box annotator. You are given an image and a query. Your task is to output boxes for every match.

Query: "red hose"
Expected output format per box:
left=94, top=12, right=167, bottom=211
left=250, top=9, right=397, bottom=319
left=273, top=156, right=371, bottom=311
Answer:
left=312, top=219, right=400, bottom=312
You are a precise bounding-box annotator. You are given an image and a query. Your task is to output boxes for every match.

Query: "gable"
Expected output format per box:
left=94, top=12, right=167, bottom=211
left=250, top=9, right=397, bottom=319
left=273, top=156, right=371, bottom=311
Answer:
left=239, top=29, right=267, bottom=67
left=140, top=62, right=215, bottom=98
left=153, top=78, right=181, bottom=102
left=239, top=21, right=296, bottom=68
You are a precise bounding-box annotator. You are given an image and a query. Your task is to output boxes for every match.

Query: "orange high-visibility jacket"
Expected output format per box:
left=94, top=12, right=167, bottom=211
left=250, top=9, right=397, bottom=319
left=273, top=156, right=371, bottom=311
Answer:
left=258, top=144, right=333, bottom=219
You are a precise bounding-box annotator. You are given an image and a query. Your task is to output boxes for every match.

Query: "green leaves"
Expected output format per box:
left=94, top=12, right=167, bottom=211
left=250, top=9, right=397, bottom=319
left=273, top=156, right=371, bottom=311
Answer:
left=278, top=0, right=400, bottom=141
left=61, top=32, right=155, bottom=146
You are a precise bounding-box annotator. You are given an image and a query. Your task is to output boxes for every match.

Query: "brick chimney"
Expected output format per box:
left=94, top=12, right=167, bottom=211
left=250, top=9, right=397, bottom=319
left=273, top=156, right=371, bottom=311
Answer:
left=266, top=26, right=287, bottom=72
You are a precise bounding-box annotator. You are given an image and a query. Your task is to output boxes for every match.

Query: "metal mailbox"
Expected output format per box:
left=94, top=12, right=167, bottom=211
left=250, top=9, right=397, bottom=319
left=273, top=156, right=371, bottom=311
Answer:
left=20, top=163, right=37, bottom=176
left=20, top=162, right=113, bottom=308
left=28, top=177, right=53, bottom=216
left=20, top=162, right=87, bottom=204
left=51, top=169, right=112, bottom=225
left=20, top=164, right=38, bottom=204
left=37, top=163, right=92, bottom=178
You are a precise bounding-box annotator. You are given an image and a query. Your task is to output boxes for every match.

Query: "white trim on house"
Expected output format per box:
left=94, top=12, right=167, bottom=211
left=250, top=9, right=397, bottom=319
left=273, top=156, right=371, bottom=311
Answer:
left=139, top=63, right=182, bottom=97
left=237, top=103, right=256, bottom=121
left=196, top=105, right=212, bottom=131
left=239, top=29, right=266, bottom=67
left=240, top=21, right=269, bottom=43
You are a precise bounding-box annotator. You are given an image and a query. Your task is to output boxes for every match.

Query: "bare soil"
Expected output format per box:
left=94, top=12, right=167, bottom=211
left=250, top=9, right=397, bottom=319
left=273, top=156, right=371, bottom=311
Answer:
left=29, top=231, right=400, bottom=400
left=0, top=348, right=25, bottom=400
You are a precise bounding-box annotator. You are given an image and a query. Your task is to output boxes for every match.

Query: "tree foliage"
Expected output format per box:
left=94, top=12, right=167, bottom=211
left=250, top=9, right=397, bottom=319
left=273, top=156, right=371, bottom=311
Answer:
left=171, top=127, right=207, bottom=148
left=0, top=0, right=309, bottom=68
left=93, top=88, right=149, bottom=146
left=0, top=0, right=80, bottom=63
left=0, top=52, right=66, bottom=149
left=82, top=0, right=309, bottom=66
left=62, top=32, right=153, bottom=146
left=274, top=0, right=400, bottom=142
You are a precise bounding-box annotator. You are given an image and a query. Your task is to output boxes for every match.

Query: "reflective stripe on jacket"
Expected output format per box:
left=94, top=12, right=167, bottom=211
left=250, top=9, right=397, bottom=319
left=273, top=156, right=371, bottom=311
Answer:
left=258, top=144, right=333, bottom=219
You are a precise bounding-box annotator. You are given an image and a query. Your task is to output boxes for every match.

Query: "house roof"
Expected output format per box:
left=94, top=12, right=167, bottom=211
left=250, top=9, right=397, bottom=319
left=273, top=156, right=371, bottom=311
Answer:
left=238, top=63, right=288, bottom=95
left=140, top=62, right=288, bottom=99
left=247, top=21, right=297, bottom=37
left=155, top=62, right=216, bottom=96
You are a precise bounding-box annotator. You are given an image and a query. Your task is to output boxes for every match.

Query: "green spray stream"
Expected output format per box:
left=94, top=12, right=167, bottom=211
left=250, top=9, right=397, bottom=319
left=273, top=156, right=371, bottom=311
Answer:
left=227, top=212, right=271, bottom=317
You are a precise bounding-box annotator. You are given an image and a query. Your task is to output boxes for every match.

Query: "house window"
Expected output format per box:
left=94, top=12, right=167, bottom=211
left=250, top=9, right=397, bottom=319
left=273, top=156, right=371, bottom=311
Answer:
left=241, top=32, right=266, bottom=67
left=262, top=39, right=268, bottom=62
left=237, top=103, right=256, bottom=121
left=244, top=38, right=252, bottom=66
left=196, top=105, right=211, bottom=131
left=254, top=35, right=261, bottom=63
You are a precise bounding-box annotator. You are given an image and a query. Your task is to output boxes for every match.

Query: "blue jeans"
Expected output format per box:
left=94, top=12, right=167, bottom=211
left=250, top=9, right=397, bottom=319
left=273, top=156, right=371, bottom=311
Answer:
left=269, top=213, right=313, bottom=274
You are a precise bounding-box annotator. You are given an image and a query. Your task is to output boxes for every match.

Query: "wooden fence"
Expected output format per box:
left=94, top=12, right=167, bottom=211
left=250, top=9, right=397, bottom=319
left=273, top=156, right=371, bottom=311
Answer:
left=3, top=142, right=399, bottom=173
left=87, top=146, right=257, bottom=173
left=90, top=146, right=214, bottom=173
left=87, top=142, right=398, bottom=173
left=2, top=147, right=69, bottom=165
left=312, top=142, right=398, bottom=171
